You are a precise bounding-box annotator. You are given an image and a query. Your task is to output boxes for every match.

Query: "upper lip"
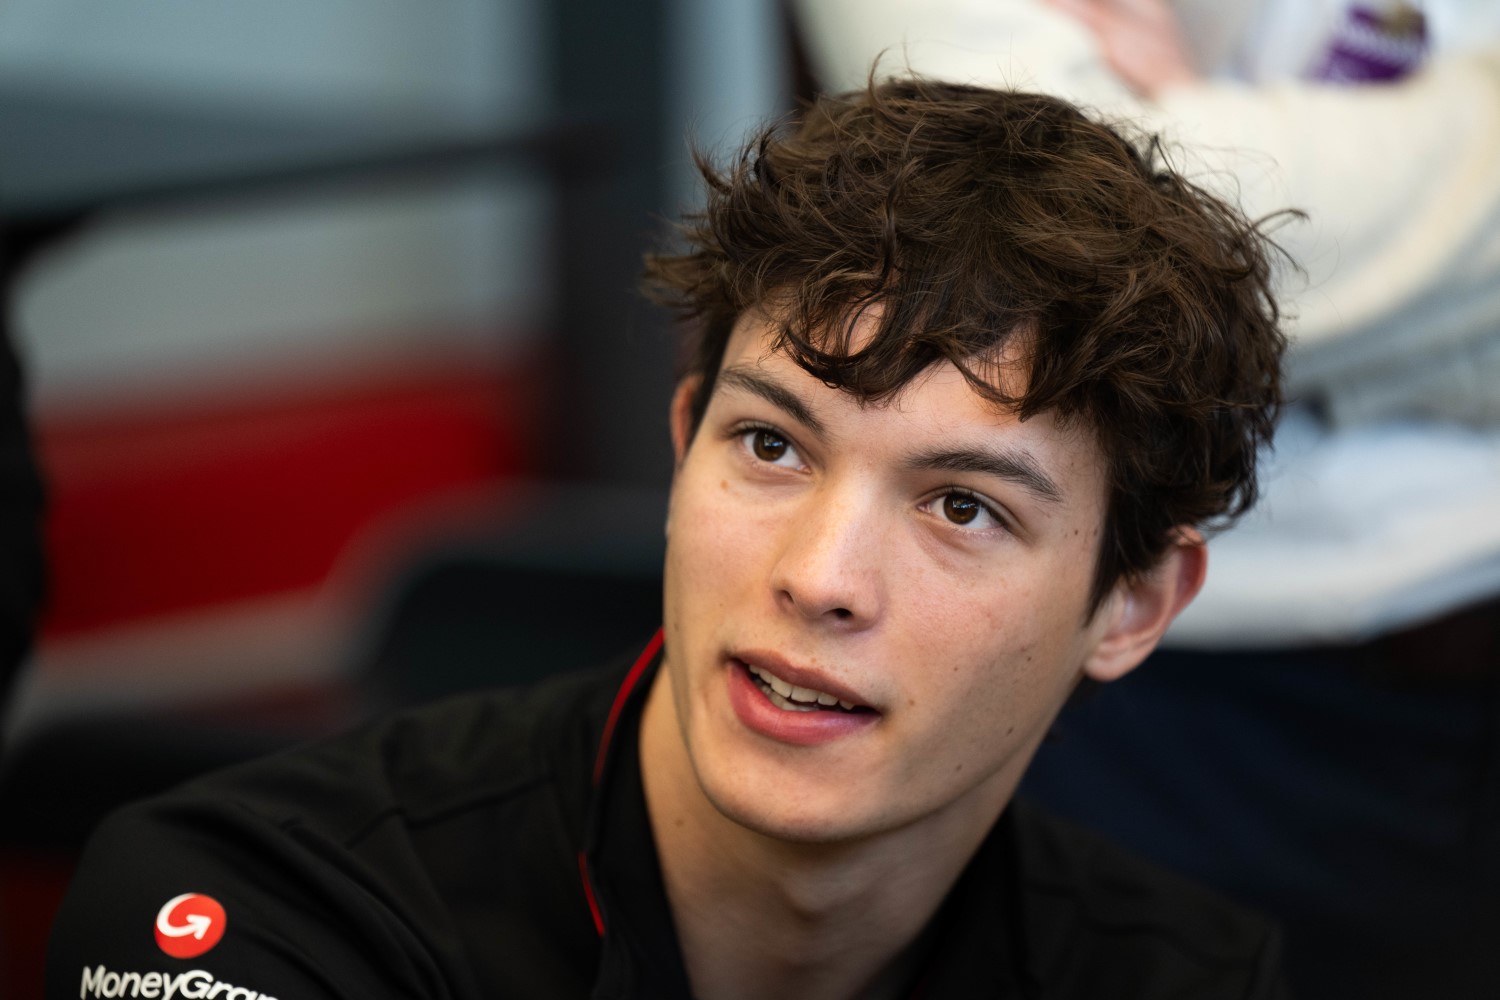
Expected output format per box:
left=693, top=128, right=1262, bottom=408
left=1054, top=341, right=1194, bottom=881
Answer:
left=731, top=649, right=877, bottom=710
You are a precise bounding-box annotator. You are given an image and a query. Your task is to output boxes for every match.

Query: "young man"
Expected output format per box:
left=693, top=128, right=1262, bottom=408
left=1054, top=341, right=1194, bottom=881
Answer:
left=48, top=78, right=1289, bottom=999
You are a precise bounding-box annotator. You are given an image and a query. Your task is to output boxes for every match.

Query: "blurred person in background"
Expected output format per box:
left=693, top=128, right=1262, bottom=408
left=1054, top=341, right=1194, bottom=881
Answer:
left=791, top=1, right=1500, bottom=996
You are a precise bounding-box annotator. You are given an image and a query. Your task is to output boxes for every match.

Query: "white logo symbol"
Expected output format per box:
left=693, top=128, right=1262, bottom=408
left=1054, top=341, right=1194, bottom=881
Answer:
left=156, top=893, right=213, bottom=940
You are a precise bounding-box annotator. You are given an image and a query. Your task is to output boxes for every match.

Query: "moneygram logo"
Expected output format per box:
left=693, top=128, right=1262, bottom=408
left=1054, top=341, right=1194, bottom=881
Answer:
left=153, top=894, right=226, bottom=959
left=81, top=965, right=278, bottom=1000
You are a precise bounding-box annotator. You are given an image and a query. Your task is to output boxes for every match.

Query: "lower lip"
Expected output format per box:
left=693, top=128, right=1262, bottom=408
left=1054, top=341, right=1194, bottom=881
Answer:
left=725, top=659, right=879, bottom=746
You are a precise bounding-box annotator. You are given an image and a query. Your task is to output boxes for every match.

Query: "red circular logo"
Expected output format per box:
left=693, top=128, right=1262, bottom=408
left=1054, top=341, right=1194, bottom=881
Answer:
left=154, top=893, right=226, bottom=959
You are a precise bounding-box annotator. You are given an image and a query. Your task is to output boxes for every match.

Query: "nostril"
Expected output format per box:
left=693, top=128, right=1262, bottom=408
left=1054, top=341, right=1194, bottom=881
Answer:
left=832, top=607, right=852, bottom=620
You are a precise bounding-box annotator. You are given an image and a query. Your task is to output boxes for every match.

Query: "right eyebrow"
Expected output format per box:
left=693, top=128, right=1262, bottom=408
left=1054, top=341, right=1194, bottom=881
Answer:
left=714, top=365, right=827, bottom=437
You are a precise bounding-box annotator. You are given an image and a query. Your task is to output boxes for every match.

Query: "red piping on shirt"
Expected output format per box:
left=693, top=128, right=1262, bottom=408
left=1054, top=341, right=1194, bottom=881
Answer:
left=580, top=628, right=665, bottom=938
left=579, top=851, right=605, bottom=937
left=591, top=628, right=664, bottom=787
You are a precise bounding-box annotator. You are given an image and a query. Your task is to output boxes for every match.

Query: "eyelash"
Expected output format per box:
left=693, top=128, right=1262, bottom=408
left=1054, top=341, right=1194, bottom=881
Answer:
left=927, top=486, right=1010, bottom=534
left=726, top=420, right=1012, bottom=535
left=730, top=421, right=804, bottom=468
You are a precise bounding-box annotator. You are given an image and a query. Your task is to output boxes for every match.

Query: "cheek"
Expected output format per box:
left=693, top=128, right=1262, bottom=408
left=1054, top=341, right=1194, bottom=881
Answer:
left=665, top=467, right=772, bottom=610
left=900, top=572, right=1088, bottom=729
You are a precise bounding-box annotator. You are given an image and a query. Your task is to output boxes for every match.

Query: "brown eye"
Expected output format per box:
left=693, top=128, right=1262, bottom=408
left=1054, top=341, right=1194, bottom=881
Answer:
left=942, top=493, right=983, bottom=525
left=751, top=430, right=788, bottom=462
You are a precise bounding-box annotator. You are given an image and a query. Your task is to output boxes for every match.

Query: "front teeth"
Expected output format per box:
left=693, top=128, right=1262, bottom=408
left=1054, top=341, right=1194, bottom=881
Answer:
left=765, top=687, right=818, bottom=713
left=748, top=665, right=858, bottom=712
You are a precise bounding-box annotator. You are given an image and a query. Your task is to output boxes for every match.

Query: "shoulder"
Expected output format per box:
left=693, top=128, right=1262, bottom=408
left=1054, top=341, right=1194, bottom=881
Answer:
left=45, top=662, right=627, bottom=999
left=188, top=662, right=619, bottom=839
left=1008, top=799, right=1289, bottom=1000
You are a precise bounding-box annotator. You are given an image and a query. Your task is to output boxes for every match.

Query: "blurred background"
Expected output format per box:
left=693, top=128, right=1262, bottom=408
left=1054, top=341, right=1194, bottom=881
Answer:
left=0, top=0, right=791, bottom=990
left=3, top=1, right=1499, bottom=997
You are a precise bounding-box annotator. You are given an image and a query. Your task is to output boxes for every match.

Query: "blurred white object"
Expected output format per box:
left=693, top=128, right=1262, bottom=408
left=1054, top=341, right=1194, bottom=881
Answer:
left=794, top=0, right=1500, bottom=642
left=1176, top=408, right=1500, bottom=645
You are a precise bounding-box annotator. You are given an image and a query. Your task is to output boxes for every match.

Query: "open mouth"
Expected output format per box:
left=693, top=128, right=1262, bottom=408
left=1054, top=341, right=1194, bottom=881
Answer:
left=742, top=661, right=874, bottom=714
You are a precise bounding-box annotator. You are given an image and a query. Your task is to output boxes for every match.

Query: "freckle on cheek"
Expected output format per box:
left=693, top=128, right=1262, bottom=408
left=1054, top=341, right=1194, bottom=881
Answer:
left=720, top=480, right=728, bottom=490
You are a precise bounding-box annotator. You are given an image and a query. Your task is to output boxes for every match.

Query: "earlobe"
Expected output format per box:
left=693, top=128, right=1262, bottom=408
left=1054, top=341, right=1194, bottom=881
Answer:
left=1082, top=529, right=1207, bottom=683
left=669, top=378, right=702, bottom=468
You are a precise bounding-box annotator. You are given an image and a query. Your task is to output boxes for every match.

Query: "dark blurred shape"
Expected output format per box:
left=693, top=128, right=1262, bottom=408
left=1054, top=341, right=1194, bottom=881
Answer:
left=1025, top=597, right=1500, bottom=1000
left=0, top=84, right=591, bottom=220
left=0, top=695, right=350, bottom=852
left=362, top=483, right=666, bottom=705
left=0, top=247, right=48, bottom=734
left=543, top=0, right=676, bottom=488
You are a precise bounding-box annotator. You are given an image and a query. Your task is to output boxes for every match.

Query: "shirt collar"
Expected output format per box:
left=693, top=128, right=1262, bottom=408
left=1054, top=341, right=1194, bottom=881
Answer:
left=579, top=630, right=1024, bottom=999
left=582, top=631, right=692, bottom=1000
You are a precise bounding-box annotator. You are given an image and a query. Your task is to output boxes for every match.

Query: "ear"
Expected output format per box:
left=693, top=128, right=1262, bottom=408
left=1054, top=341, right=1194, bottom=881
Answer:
left=1082, top=528, right=1207, bottom=683
left=669, top=377, right=701, bottom=468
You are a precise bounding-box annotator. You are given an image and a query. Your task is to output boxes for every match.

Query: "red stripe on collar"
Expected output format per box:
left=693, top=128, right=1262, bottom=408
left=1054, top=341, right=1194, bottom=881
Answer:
left=581, top=629, right=665, bottom=938
left=579, top=850, right=605, bottom=937
left=592, top=628, right=664, bottom=787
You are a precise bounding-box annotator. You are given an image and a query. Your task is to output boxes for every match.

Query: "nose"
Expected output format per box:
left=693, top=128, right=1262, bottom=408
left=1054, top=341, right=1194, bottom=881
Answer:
left=769, top=488, right=884, bottom=628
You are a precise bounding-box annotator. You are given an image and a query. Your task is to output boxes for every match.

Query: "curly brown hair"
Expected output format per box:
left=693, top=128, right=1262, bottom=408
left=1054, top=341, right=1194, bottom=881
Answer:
left=644, top=77, right=1287, bottom=615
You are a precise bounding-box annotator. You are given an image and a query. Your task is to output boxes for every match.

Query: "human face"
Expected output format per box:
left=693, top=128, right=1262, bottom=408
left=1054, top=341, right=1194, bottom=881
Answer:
left=654, top=312, right=1127, bottom=846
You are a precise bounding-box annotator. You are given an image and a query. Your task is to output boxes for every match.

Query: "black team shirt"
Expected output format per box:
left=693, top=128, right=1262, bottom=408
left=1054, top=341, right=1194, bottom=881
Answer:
left=47, top=633, right=1290, bottom=998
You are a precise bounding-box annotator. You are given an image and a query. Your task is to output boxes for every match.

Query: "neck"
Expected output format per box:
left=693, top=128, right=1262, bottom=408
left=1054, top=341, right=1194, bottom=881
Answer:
left=637, top=671, right=1007, bottom=1000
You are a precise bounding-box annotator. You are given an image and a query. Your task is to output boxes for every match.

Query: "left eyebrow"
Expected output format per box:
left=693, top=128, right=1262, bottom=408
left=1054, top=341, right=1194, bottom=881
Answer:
left=904, top=446, right=1065, bottom=505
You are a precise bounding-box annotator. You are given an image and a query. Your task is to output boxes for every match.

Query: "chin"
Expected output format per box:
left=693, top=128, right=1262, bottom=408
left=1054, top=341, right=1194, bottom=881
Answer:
left=712, top=795, right=868, bottom=846
left=693, top=764, right=888, bottom=847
